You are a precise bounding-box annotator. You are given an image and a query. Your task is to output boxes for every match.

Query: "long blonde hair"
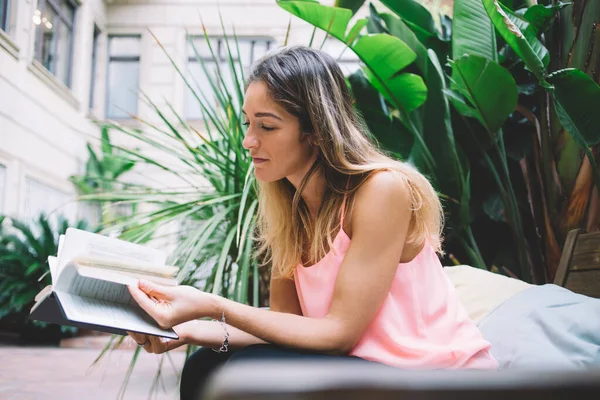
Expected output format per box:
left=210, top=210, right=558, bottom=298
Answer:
left=246, top=46, right=444, bottom=280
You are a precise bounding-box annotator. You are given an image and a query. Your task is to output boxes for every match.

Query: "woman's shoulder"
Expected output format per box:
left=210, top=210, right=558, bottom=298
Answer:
left=344, top=170, right=412, bottom=235
left=353, top=170, right=411, bottom=207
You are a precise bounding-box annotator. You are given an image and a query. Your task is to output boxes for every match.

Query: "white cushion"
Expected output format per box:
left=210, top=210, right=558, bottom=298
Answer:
left=444, top=265, right=531, bottom=324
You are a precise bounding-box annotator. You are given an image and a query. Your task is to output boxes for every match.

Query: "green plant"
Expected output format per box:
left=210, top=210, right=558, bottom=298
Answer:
left=278, top=0, right=600, bottom=283
left=70, top=125, right=137, bottom=227
left=82, top=28, right=262, bottom=398
left=0, top=214, right=89, bottom=341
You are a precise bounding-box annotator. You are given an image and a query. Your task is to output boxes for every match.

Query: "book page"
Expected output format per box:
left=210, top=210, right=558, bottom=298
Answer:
left=75, top=265, right=177, bottom=287
left=72, top=256, right=178, bottom=277
left=48, top=256, right=58, bottom=285
left=55, top=291, right=178, bottom=339
left=57, top=234, right=65, bottom=259
left=57, top=228, right=166, bottom=278
left=55, top=264, right=132, bottom=303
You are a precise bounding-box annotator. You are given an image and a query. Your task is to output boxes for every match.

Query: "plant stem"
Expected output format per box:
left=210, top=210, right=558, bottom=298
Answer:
left=494, top=131, right=532, bottom=282
left=464, top=226, right=487, bottom=269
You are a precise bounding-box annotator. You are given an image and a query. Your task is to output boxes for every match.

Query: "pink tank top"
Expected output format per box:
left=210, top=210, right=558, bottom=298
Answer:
left=294, top=189, right=498, bottom=370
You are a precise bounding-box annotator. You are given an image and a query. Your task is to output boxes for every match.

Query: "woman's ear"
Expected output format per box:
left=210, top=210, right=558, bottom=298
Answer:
left=305, top=133, right=320, bottom=147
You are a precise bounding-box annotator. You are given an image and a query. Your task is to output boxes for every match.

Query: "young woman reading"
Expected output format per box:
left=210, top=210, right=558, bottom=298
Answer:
left=126, top=46, right=498, bottom=400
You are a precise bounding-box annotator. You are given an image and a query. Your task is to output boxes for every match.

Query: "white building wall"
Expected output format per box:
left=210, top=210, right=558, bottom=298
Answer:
left=0, top=0, right=107, bottom=224
left=0, top=0, right=365, bottom=229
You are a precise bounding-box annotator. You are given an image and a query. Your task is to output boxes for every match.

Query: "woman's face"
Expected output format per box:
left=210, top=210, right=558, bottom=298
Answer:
left=242, top=81, right=317, bottom=183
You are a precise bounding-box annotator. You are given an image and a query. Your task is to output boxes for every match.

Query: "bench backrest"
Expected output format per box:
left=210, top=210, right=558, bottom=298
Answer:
left=554, top=229, right=600, bottom=298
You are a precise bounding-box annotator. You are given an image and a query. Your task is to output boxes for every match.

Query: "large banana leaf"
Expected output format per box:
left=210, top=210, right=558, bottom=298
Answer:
left=452, top=0, right=497, bottom=61
left=482, top=0, right=546, bottom=80
left=379, top=12, right=428, bottom=75
left=380, top=0, right=439, bottom=40
left=522, top=2, right=571, bottom=35
left=548, top=68, right=600, bottom=194
left=278, top=0, right=427, bottom=114
left=499, top=3, right=550, bottom=68
left=548, top=69, right=600, bottom=148
left=335, top=0, right=365, bottom=15
left=448, top=54, right=518, bottom=135
left=348, top=70, right=413, bottom=159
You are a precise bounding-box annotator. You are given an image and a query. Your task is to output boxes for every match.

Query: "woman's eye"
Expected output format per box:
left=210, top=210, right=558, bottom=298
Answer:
left=262, top=125, right=275, bottom=131
left=242, top=121, right=250, bottom=127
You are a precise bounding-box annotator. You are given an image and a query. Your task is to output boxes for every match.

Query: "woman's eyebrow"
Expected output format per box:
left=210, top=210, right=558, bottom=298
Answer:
left=255, top=112, right=282, bottom=121
left=241, top=109, right=282, bottom=121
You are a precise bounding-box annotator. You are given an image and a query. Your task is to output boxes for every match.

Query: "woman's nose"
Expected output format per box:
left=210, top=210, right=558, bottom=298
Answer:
left=242, top=130, right=259, bottom=150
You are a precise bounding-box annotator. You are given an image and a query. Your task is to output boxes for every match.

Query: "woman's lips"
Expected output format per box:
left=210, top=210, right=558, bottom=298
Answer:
left=252, top=158, right=268, bottom=164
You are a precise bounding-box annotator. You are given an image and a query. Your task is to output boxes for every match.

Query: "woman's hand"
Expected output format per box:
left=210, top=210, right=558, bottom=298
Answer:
left=127, top=320, right=198, bottom=354
left=128, top=279, right=220, bottom=329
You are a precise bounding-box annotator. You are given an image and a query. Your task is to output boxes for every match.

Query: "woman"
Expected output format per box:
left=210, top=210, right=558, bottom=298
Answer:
left=127, top=46, right=498, bottom=399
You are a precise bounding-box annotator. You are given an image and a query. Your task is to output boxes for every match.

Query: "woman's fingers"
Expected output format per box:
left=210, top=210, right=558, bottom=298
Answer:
left=128, top=280, right=174, bottom=328
left=138, top=279, right=170, bottom=299
left=127, top=331, right=149, bottom=346
left=128, top=283, right=159, bottom=316
left=141, top=335, right=185, bottom=354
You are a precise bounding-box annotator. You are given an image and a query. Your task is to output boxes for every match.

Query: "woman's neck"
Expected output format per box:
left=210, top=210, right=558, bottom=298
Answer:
left=287, top=163, right=326, bottom=220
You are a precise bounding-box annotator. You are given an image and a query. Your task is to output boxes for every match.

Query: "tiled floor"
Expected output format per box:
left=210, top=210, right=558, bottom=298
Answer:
left=0, top=340, right=187, bottom=400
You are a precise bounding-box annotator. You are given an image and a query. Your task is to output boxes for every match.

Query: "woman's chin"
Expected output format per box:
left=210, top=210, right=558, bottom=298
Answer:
left=254, top=169, right=282, bottom=183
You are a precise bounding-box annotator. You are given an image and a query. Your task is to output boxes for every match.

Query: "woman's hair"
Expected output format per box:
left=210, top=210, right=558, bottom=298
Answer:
left=246, top=45, right=443, bottom=279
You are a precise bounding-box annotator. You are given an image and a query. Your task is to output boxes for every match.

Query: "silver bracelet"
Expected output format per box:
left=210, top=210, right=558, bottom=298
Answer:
left=212, top=311, right=230, bottom=353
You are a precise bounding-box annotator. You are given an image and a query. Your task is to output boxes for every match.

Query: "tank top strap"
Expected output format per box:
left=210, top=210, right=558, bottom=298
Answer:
left=339, top=176, right=351, bottom=227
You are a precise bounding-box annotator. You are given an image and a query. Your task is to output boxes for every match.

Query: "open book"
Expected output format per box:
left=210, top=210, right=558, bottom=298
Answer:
left=29, top=228, right=179, bottom=339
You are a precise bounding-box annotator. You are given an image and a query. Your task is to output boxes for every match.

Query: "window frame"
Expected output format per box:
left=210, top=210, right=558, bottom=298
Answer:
left=89, top=24, right=101, bottom=110
left=105, top=34, right=142, bottom=119
left=34, top=0, right=78, bottom=88
left=0, top=0, right=10, bottom=33
left=186, top=36, right=273, bottom=64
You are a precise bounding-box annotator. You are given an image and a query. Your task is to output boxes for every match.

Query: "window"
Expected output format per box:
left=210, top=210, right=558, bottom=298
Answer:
left=185, top=37, right=273, bottom=120
left=0, top=0, right=10, bottom=32
left=0, top=164, right=6, bottom=213
left=89, top=25, right=100, bottom=110
left=106, top=35, right=141, bottom=119
left=33, top=0, right=77, bottom=88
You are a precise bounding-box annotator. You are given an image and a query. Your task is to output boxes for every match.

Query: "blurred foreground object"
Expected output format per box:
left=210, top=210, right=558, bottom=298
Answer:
left=204, top=360, right=600, bottom=400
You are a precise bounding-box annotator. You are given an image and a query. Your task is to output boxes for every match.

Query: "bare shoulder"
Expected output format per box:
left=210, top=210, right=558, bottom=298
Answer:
left=344, top=170, right=412, bottom=238
left=354, top=170, right=411, bottom=210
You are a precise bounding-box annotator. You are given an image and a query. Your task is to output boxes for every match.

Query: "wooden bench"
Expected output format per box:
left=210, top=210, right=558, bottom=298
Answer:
left=554, top=229, right=600, bottom=299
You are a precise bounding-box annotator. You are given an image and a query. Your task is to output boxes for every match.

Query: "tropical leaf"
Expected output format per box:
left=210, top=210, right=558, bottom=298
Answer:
left=278, top=1, right=353, bottom=39
left=452, top=0, right=497, bottom=62
left=522, top=2, right=571, bottom=35
left=335, top=0, right=365, bottom=15
left=548, top=68, right=600, bottom=194
left=481, top=0, right=546, bottom=80
left=379, top=12, right=428, bottom=74
left=278, top=1, right=427, bottom=113
left=500, top=4, right=550, bottom=68
left=547, top=68, right=600, bottom=147
left=0, top=214, right=89, bottom=331
left=448, top=54, right=518, bottom=135
left=422, top=49, right=465, bottom=201
left=100, top=125, right=113, bottom=156
left=348, top=70, right=414, bottom=159
left=380, top=0, right=438, bottom=39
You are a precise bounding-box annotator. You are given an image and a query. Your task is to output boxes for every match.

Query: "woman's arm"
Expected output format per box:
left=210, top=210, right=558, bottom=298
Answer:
left=190, top=272, right=302, bottom=350
left=206, top=172, right=412, bottom=354
left=128, top=261, right=303, bottom=353
left=129, top=171, right=411, bottom=354
left=128, top=319, right=267, bottom=354
left=269, top=275, right=303, bottom=315
left=183, top=319, right=267, bottom=350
